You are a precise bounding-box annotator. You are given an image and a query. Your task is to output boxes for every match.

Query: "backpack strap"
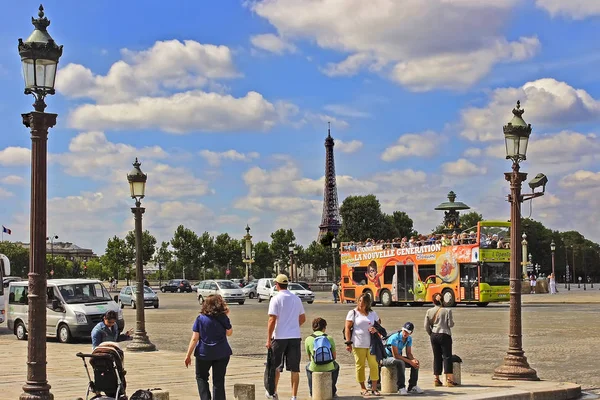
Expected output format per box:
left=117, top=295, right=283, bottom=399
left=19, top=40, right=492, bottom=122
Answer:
left=311, top=334, right=317, bottom=338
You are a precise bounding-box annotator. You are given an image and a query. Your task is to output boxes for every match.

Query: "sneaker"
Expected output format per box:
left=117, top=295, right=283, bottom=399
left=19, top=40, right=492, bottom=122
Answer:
left=409, top=385, right=424, bottom=394
left=398, top=388, right=408, bottom=395
left=265, top=390, right=279, bottom=399
left=291, top=397, right=297, bottom=400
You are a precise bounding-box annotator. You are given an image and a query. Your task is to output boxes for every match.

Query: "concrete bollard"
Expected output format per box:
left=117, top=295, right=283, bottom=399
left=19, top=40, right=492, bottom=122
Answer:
left=312, top=371, right=333, bottom=400
left=452, top=362, right=462, bottom=385
left=234, top=383, right=256, bottom=400
left=150, top=389, right=170, bottom=400
left=380, top=366, right=397, bottom=394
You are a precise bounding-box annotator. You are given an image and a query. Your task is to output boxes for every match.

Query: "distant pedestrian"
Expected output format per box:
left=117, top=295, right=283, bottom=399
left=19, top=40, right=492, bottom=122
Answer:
left=265, top=274, right=306, bottom=400
left=424, top=293, right=457, bottom=387
left=549, top=273, right=557, bottom=294
left=331, top=281, right=339, bottom=303
left=345, top=293, right=381, bottom=396
left=305, top=317, right=340, bottom=397
left=185, top=294, right=233, bottom=400
left=530, top=274, right=537, bottom=294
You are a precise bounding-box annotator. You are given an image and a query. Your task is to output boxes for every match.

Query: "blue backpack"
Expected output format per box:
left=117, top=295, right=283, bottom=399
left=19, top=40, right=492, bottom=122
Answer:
left=311, top=334, right=334, bottom=365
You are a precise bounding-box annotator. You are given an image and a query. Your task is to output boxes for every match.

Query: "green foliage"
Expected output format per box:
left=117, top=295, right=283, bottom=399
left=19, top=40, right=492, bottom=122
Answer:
left=84, top=258, right=110, bottom=280
left=304, top=241, right=331, bottom=273
left=252, top=241, right=274, bottom=278
left=319, top=232, right=334, bottom=247
left=214, top=233, right=242, bottom=275
left=46, top=255, right=74, bottom=279
left=389, top=211, right=415, bottom=238
left=103, top=236, right=133, bottom=281
left=0, top=241, right=29, bottom=277
left=170, top=225, right=201, bottom=279
left=125, top=229, right=157, bottom=265
left=270, top=229, right=296, bottom=266
left=460, top=212, right=483, bottom=231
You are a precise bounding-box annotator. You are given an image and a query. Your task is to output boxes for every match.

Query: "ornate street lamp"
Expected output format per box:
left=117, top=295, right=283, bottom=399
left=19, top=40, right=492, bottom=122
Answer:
left=550, top=241, right=556, bottom=278
left=493, top=101, right=543, bottom=381
left=289, top=244, right=297, bottom=281
left=521, top=234, right=528, bottom=279
left=46, top=234, right=58, bottom=278
left=18, top=5, right=62, bottom=399
left=126, top=158, right=156, bottom=352
left=331, top=237, right=338, bottom=282
left=242, top=225, right=254, bottom=282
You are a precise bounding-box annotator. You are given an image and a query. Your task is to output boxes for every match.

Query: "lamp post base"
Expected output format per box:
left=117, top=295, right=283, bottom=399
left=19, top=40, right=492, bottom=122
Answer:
left=126, top=332, right=157, bottom=352
left=20, top=383, right=53, bottom=400
left=493, top=355, right=539, bottom=381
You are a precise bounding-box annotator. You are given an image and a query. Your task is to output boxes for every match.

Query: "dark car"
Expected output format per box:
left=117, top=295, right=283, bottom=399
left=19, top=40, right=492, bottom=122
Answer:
left=160, top=279, right=192, bottom=293
left=296, top=281, right=311, bottom=291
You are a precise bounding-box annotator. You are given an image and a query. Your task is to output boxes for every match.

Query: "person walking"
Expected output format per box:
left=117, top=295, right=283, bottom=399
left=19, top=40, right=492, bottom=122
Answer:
left=345, top=293, right=381, bottom=396
left=265, top=274, right=306, bottom=400
left=424, top=293, right=457, bottom=387
left=185, top=294, right=233, bottom=400
left=305, top=317, right=340, bottom=397
left=331, top=281, right=339, bottom=303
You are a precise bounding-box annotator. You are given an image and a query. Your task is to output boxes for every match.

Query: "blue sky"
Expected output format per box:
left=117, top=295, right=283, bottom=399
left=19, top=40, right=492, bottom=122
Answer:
left=1, top=0, right=599, bottom=254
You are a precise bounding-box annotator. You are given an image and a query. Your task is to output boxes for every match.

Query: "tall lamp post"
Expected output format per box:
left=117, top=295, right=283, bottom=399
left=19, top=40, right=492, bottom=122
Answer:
left=521, top=234, right=528, bottom=279
left=331, top=237, right=338, bottom=282
left=288, top=244, right=297, bottom=281
left=126, top=158, right=156, bottom=352
left=18, top=5, right=63, bottom=399
left=46, top=234, right=58, bottom=278
left=550, top=240, right=556, bottom=279
left=493, top=101, right=543, bottom=381
left=565, top=247, right=570, bottom=290
left=242, top=225, right=254, bottom=282
left=573, top=246, right=578, bottom=288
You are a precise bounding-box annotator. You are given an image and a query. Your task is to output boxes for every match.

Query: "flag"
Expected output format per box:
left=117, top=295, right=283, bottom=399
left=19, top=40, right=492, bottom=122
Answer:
left=2, top=226, right=11, bottom=235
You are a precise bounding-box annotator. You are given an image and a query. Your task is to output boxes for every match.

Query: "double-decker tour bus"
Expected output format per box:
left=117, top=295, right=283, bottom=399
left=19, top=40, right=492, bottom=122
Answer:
left=0, top=254, right=11, bottom=323
left=339, top=221, right=510, bottom=307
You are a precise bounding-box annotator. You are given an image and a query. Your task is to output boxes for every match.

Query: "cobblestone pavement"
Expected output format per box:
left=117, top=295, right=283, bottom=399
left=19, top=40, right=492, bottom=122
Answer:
left=1, top=288, right=599, bottom=397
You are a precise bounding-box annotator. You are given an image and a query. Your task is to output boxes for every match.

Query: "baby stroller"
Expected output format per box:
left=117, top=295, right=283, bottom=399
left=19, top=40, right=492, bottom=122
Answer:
left=76, top=342, right=127, bottom=400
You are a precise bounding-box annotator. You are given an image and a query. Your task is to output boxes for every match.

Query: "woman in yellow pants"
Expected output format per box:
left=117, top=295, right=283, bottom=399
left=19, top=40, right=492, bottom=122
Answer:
left=344, top=294, right=381, bottom=396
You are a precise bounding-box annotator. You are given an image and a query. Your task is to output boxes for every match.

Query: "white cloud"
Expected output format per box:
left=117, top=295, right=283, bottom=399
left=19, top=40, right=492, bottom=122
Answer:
left=559, top=170, right=600, bottom=189
left=56, top=40, right=239, bottom=103
left=251, top=34, right=297, bottom=54
left=442, top=158, right=486, bottom=176
left=536, top=0, right=600, bottom=19
left=0, top=147, right=30, bottom=166
left=461, top=78, right=600, bottom=142
left=199, top=149, right=260, bottom=167
left=0, top=175, right=25, bottom=185
left=251, top=0, right=538, bottom=90
left=299, top=113, right=350, bottom=129
left=68, top=91, right=285, bottom=134
left=381, top=131, right=444, bottom=161
left=323, top=104, right=371, bottom=118
left=0, top=188, right=14, bottom=198
left=336, top=140, right=363, bottom=154
left=463, top=148, right=483, bottom=158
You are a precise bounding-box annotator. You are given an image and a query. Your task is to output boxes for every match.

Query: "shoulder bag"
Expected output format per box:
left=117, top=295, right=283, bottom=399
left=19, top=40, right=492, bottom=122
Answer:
left=342, top=309, right=356, bottom=341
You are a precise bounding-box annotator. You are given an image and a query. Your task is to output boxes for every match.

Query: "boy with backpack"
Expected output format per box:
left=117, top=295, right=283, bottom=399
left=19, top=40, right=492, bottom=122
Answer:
left=304, top=317, right=340, bottom=397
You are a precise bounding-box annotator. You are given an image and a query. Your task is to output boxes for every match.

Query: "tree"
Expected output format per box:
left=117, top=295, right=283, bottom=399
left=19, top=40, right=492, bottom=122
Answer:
left=103, top=236, right=133, bottom=282
left=46, top=255, right=73, bottom=279
left=85, top=258, right=109, bottom=280
left=214, top=233, right=242, bottom=277
left=270, top=229, right=296, bottom=268
left=389, top=211, right=415, bottom=238
left=252, top=241, right=274, bottom=278
left=460, top=212, right=483, bottom=231
left=305, top=241, right=331, bottom=275
left=0, top=241, right=29, bottom=277
left=170, top=225, right=201, bottom=280
left=339, top=195, right=388, bottom=241
left=154, top=241, right=172, bottom=283
left=125, top=229, right=157, bottom=266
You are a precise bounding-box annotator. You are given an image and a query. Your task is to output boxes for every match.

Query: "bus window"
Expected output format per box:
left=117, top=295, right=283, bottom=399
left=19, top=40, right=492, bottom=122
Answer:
left=481, top=262, right=510, bottom=286
left=352, top=267, right=368, bottom=285
left=418, top=265, right=436, bottom=283
left=383, top=265, right=395, bottom=285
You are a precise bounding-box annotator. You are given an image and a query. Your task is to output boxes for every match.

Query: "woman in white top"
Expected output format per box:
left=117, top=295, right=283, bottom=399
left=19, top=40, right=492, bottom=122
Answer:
left=344, top=293, right=381, bottom=396
left=549, top=273, right=557, bottom=294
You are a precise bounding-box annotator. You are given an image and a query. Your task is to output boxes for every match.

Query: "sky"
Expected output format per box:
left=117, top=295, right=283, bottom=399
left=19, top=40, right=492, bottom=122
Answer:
left=0, top=0, right=599, bottom=255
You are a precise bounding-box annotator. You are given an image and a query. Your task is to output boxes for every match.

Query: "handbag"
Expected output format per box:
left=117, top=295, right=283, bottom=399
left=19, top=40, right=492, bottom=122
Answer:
left=342, top=309, right=356, bottom=341
left=264, top=348, right=276, bottom=395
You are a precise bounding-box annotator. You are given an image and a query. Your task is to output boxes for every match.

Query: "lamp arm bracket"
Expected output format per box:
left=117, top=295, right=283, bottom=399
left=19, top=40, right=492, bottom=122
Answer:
left=521, top=192, right=545, bottom=202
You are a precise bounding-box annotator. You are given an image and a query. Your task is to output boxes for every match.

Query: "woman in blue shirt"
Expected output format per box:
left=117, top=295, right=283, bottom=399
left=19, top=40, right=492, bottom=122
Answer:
left=185, top=295, right=233, bottom=400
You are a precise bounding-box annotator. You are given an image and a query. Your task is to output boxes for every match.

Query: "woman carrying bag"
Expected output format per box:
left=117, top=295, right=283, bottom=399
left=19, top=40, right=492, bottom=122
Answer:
left=344, top=293, right=381, bottom=396
left=424, top=293, right=457, bottom=387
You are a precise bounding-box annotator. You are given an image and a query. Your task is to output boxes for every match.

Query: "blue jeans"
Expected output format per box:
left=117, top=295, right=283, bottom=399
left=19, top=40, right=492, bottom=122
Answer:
left=306, top=362, right=340, bottom=397
left=381, top=357, right=419, bottom=390
left=332, top=291, right=339, bottom=303
left=196, top=356, right=230, bottom=400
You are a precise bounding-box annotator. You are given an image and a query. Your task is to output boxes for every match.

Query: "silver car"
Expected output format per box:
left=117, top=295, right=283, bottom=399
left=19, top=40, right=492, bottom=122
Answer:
left=118, top=285, right=159, bottom=309
left=197, top=280, right=245, bottom=305
left=242, top=282, right=257, bottom=299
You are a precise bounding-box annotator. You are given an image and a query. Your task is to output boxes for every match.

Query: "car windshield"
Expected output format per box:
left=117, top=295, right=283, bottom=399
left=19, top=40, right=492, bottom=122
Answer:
left=133, top=286, right=155, bottom=294
left=217, top=281, right=238, bottom=289
left=58, top=283, right=112, bottom=304
left=289, top=283, right=304, bottom=290
left=245, top=283, right=256, bottom=289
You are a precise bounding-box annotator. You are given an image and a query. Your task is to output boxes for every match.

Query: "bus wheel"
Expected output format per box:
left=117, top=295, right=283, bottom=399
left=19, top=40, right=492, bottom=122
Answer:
left=476, top=302, right=489, bottom=307
left=442, top=289, right=456, bottom=307
left=380, top=289, right=392, bottom=307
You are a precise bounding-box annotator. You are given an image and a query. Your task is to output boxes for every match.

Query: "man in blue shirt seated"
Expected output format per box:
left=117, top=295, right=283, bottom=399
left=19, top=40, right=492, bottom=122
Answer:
left=382, top=322, right=424, bottom=395
left=91, top=310, right=132, bottom=350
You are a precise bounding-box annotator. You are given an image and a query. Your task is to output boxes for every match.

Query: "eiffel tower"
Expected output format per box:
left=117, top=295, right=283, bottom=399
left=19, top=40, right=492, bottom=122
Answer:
left=318, top=123, right=342, bottom=241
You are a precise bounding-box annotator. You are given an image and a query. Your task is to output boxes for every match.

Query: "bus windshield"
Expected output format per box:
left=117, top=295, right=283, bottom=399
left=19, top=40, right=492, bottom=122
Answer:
left=480, top=262, right=510, bottom=286
left=58, top=282, right=112, bottom=304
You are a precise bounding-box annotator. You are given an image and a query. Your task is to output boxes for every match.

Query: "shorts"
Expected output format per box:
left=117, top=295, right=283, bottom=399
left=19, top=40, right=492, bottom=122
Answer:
left=271, top=338, right=301, bottom=372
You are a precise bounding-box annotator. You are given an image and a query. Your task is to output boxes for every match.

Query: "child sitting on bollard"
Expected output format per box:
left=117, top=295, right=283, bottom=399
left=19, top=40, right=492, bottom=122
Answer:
left=305, top=317, right=340, bottom=397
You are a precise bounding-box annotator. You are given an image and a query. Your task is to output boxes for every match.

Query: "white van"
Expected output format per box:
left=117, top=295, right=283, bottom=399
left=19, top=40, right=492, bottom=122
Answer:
left=256, top=278, right=275, bottom=303
left=7, top=279, right=124, bottom=343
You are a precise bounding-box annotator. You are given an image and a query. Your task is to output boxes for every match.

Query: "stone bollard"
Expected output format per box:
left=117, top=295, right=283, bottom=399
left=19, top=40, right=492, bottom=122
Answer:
left=150, top=389, right=170, bottom=400
left=234, top=383, right=256, bottom=400
left=452, top=362, right=462, bottom=385
left=312, top=371, right=333, bottom=400
left=380, top=366, right=397, bottom=394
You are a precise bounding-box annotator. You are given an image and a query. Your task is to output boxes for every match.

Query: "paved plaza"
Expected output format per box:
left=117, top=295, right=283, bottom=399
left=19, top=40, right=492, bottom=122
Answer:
left=1, top=288, right=598, bottom=399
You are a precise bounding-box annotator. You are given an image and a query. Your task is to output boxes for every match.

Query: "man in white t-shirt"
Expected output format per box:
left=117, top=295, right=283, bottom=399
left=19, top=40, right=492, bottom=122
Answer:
left=332, top=282, right=339, bottom=303
left=266, top=274, right=306, bottom=400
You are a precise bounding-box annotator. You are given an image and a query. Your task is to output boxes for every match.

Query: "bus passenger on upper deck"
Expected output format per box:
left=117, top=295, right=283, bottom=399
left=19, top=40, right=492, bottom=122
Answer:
left=441, top=235, right=451, bottom=247
left=489, top=234, right=498, bottom=248
left=451, top=232, right=459, bottom=246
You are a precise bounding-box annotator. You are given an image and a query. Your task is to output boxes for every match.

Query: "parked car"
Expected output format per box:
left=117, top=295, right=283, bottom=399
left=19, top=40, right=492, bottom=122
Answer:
left=231, top=278, right=245, bottom=287
left=191, top=282, right=202, bottom=291
left=256, top=278, right=275, bottom=303
left=242, top=282, right=257, bottom=299
left=282, top=282, right=315, bottom=304
left=197, top=280, right=245, bottom=305
left=160, top=279, right=192, bottom=293
left=296, top=281, right=312, bottom=291
left=117, top=285, right=159, bottom=309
